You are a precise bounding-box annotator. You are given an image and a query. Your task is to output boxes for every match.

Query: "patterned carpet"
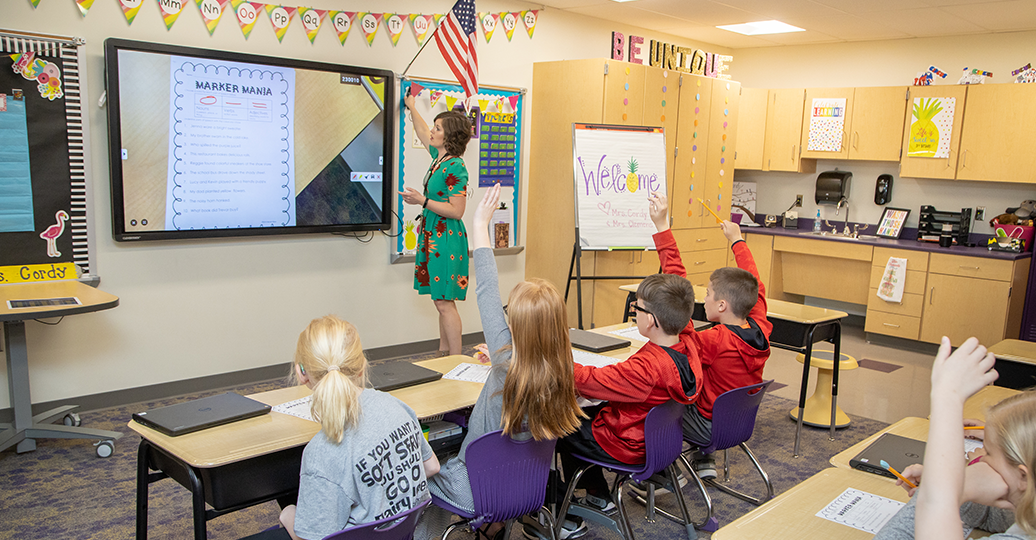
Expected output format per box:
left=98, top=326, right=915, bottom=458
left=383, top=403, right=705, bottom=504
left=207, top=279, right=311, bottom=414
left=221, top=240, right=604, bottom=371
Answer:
left=0, top=351, right=888, bottom=540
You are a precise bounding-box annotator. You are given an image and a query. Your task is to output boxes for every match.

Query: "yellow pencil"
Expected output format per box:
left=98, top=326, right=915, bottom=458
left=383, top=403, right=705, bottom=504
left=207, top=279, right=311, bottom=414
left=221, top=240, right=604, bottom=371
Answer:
left=696, top=198, right=723, bottom=224
left=880, top=460, right=917, bottom=489
left=964, top=426, right=984, bottom=430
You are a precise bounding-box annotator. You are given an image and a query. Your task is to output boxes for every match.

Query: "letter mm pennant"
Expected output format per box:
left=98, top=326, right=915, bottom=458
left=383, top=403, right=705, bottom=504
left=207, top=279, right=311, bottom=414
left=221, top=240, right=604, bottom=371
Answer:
left=358, top=12, right=382, bottom=46
left=231, top=0, right=264, bottom=39
left=195, top=0, right=231, bottom=35
left=409, top=14, right=435, bottom=45
left=119, top=0, right=145, bottom=24
left=383, top=14, right=406, bottom=46
left=500, top=12, right=519, bottom=41
left=156, top=0, right=189, bottom=29
left=329, top=11, right=355, bottom=45
left=299, top=7, right=327, bottom=43
left=265, top=5, right=297, bottom=42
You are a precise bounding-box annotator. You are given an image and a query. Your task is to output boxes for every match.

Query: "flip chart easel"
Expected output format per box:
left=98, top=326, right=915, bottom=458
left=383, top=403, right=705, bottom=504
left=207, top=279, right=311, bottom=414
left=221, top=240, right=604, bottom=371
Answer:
left=567, top=123, right=667, bottom=329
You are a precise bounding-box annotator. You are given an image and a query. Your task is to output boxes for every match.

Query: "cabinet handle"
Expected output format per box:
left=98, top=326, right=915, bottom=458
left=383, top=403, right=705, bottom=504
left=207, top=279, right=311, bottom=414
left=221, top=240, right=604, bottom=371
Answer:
left=930, top=287, right=935, bottom=305
left=696, top=238, right=708, bottom=242
left=883, top=323, right=901, bottom=328
left=962, top=149, right=968, bottom=168
left=959, top=265, right=980, bottom=270
left=853, top=131, right=859, bottom=150
left=791, top=144, right=795, bottom=161
left=694, top=261, right=706, bottom=266
left=947, top=148, right=954, bottom=169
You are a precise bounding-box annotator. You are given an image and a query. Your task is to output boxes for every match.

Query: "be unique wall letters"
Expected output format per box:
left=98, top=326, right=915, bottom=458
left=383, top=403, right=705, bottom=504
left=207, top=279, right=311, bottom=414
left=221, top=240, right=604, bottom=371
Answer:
left=610, top=32, right=731, bottom=79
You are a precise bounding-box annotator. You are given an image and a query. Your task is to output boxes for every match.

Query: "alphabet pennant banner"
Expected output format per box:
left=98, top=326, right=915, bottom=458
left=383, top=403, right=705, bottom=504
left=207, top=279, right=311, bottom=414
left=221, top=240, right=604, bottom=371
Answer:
left=409, top=14, right=435, bottom=45
left=479, top=13, right=498, bottom=42
left=500, top=12, right=518, bottom=41
left=299, top=7, right=326, bottom=43
left=265, top=5, right=296, bottom=42
left=119, top=0, right=145, bottom=24
left=430, top=90, right=443, bottom=107
left=29, top=0, right=42, bottom=8
left=383, top=13, right=406, bottom=46
left=358, top=12, right=382, bottom=46
left=75, top=0, right=95, bottom=17
left=157, top=0, right=189, bottom=29
left=196, top=0, right=231, bottom=35
left=328, top=11, right=355, bottom=45
left=521, top=10, right=538, bottom=38
left=231, top=0, right=264, bottom=38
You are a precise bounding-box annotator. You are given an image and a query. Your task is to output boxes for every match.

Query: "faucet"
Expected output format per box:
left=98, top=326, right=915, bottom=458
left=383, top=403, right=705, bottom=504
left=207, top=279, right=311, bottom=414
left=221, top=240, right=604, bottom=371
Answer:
left=836, top=197, right=850, bottom=235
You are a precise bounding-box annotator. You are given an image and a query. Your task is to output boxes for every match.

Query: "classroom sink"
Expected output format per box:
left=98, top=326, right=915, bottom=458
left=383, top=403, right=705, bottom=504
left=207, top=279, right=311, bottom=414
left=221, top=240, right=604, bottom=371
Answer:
left=796, top=231, right=887, bottom=242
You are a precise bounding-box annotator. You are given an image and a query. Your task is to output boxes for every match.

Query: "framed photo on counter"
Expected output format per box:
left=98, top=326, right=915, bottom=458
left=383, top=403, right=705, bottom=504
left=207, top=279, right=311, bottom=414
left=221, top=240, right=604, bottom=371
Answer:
left=876, top=207, right=910, bottom=239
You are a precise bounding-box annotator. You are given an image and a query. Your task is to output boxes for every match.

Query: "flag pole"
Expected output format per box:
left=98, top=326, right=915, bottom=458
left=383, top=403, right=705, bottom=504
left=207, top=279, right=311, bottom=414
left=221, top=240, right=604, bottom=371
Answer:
left=401, top=16, right=448, bottom=79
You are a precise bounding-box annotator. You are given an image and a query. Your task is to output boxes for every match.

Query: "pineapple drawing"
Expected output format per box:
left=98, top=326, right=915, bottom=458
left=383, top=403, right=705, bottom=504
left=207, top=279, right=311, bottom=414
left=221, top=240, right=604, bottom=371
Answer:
left=625, top=157, right=639, bottom=193
left=909, top=98, right=943, bottom=157
left=403, top=221, right=418, bottom=251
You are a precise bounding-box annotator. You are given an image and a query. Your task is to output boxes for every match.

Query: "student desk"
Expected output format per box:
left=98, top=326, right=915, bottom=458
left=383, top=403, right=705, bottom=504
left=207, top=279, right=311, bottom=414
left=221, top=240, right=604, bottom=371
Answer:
left=963, top=385, right=1020, bottom=420
left=618, top=283, right=707, bottom=322
left=129, top=355, right=485, bottom=540
left=988, top=339, right=1036, bottom=389
left=711, top=467, right=909, bottom=540
left=0, top=280, right=122, bottom=455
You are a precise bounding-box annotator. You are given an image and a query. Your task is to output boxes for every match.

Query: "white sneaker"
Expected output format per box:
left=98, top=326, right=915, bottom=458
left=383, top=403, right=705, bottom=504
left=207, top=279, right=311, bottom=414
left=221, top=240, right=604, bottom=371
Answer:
left=693, top=458, right=717, bottom=480
left=521, top=516, right=588, bottom=540
left=580, top=493, right=616, bottom=514
left=628, top=474, right=689, bottom=498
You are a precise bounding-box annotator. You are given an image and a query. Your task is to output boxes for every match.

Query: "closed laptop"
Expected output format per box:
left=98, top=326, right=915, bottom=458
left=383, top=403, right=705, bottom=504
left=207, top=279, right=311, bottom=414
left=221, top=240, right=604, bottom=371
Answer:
left=850, top=433, right=926, bottom=479
left=132, top=392, right=271, bottom=437
left=366, top=361, right=442, bottom=392
left=569, top=328, right=631, bottom=353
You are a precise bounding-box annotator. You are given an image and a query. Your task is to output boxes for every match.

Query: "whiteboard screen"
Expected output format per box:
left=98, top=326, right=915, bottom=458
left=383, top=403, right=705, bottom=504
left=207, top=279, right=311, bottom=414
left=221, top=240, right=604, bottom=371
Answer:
left=572, top=124, right=667, bottom=250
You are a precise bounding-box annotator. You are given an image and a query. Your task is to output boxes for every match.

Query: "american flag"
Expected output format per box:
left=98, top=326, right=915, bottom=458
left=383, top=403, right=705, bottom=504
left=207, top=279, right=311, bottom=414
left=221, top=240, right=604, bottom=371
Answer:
left=436, top=0, right=478, bottom=101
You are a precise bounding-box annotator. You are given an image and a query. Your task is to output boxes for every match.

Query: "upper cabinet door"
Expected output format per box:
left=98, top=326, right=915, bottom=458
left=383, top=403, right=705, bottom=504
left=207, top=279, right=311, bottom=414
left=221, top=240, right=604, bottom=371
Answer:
left=899, top=85, right=967, bottom=180
left=847, top=87, right=908, bottom=161
left=672, top=75, right=713, bottom=230
left=703, top=79, right=740, bottom=224
left=642, top=67, right=681, bottom=195
left=956, top=83, right=1036, bottom=183
left=763, top=88, right=807, bottom=172
left=735, top=87, right=767, bottom=170
left=603, top=61, right=646, bottom=126
left=800, top=87, right=855, bottom=160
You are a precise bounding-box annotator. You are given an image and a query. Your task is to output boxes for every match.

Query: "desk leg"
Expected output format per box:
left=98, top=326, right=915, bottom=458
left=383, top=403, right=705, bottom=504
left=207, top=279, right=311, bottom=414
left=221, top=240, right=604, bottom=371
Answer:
left=4, top=321, right=35, bottom=453
left=137, top=440, right=151, bottom=540
left=829, top=323, right=842, bottom=442
left=793, top=333, right=816, bottom=458
left=188, top=467, right=209, bottom=540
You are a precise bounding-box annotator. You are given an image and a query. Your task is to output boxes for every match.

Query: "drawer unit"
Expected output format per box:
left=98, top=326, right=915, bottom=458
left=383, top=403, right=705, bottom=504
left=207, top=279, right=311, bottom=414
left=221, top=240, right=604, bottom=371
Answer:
left=673, top=228, right=728, bottom=252
left=866, top=288, right=925, bottom=318
left=928, top=253, right=1014, bottom=281
left=865, top=311, right=922, bottom=340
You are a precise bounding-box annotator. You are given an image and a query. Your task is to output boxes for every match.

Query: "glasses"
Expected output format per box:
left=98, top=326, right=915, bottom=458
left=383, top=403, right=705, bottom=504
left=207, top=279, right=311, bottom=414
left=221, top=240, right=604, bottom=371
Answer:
left=631, top=301, right=659, bottom=328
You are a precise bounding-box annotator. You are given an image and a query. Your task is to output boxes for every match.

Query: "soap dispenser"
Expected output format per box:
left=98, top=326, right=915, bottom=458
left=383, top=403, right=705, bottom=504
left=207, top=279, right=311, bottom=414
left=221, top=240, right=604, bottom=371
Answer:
left=813, top=210, right=822, bottom=233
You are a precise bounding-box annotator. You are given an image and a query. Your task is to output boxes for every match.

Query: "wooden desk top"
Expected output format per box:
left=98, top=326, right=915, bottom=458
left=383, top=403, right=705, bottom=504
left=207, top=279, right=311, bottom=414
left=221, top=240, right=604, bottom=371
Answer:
left=0, top=280, right=119, bottom=322
left=128, top=355, right=484, bottom=468
left=830, top=417, right=928, bottom=472
left=963, top=385, right=1020, bottom=421
left=712, top=468, right=910, bottom=540
left=989, top=339, right=1036, bottom=365
left=767, top=299, right=848, bottom=325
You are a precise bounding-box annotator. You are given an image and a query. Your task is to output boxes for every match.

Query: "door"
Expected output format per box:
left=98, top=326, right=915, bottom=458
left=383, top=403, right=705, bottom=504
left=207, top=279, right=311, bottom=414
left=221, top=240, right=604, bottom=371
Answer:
left=899, top=85, right=967, bottom=180
left=763, top=88, right=806, bottom=172
left=848, top=87, right=908, bottom=161
left=920, top=273, right=1010, bottom=346
left=800, top=87, right=854, bottom=160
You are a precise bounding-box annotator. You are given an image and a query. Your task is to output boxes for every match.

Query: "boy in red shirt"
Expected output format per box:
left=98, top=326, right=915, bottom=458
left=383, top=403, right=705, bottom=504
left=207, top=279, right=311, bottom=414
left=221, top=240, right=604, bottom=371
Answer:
left=649, top=193, right=772, bottom=479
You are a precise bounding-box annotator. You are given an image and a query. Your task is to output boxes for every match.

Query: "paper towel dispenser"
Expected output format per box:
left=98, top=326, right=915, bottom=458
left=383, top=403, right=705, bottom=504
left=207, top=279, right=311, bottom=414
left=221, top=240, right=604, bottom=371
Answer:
left=815, top=170, right=852, bottom=205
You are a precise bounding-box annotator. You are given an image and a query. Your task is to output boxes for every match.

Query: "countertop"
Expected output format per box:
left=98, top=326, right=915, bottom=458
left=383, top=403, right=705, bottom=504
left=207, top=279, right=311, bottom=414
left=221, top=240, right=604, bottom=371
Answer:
left=742, top=222, right=1031, bottom=261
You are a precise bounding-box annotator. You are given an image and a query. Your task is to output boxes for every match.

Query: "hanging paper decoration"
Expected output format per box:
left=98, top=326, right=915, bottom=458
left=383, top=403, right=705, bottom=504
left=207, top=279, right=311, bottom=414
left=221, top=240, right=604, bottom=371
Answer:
left=29, top=0, right=42, bottom=8
left=298, top=7, right=326, bottom=43
left=195, top=0, right=231, bottom=35
left=11, top=51, right=64, bottom=100
left=434, top=13, right=446, bottom=26
left=119, top=0, right=145, bottom=24
left=409, top=82, right=424, bottom=97
left=508, top=95, right=519, bottom=112
left=75, top=0, right=96, bottom=17
left=500, top=12, right=518, bottom=41
left=521, top=10, right=538, bottom=38
left=358, top=13, right=382, bottom=46
left=409, top=14, right=435, bottom=45
left=265, top=5, right=296, bottom=42
left=329, top=11, right=355, bottom=45
left=444, top=94, right=458, bottom=111
left=157, top=0, right=189, bottom=29
left=430, top=90, right=443, bottom=107
left=479, top=13, right=498, bottom=42
left=477, top=98, right=489, bottom=111
left=231, top=0, right=264, bottom=39
left=383, top=14, right=406, bottom=46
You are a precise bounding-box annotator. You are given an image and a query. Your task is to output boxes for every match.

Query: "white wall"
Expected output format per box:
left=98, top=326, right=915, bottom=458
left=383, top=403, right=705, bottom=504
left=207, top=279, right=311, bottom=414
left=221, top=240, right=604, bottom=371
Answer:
left=729, top=31, right=1036, bottom=231
left=3, top=1, right=728, bottom=407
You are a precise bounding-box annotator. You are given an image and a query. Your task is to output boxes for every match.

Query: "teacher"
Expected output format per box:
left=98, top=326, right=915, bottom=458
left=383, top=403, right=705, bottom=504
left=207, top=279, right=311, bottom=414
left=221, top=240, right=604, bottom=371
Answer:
left=400, top=93, right=471, bottom=356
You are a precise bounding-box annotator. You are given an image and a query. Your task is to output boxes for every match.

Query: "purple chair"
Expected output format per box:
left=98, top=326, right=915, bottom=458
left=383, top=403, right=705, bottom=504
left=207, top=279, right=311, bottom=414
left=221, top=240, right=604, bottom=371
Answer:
left=432, top=430, right=558, bottom=540
left=554, top=400, right=694, bottom=540
left=238, top=499, right=430, bottom=540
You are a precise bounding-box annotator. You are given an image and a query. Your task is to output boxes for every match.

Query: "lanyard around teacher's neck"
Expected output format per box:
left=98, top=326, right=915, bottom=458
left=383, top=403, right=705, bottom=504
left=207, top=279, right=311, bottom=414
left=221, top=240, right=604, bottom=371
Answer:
left=422, top=153, right=455, bottom=195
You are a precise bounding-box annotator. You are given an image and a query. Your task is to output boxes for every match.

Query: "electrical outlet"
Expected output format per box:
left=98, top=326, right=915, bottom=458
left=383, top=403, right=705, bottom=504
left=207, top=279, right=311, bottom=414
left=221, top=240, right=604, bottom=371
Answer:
left=976, top=206, right=985, bottom=221
left=795, top=195, right=803, bottom=207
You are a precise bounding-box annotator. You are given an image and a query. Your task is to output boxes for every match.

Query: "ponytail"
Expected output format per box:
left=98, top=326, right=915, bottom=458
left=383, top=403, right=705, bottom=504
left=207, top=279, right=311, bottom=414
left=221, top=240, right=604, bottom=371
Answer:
left=293, top=316, right=368, bottom=444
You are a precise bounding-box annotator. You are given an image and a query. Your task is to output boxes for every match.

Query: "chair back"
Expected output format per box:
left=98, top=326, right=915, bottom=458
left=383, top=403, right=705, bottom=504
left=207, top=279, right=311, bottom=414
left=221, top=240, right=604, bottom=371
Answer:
left=698, top=380, right=773, bottom=455
left=323, top=498, right=431, bottom=540
left=633, top=400, right=686, bottom=482
left=465, top=430, right=557, bottom=524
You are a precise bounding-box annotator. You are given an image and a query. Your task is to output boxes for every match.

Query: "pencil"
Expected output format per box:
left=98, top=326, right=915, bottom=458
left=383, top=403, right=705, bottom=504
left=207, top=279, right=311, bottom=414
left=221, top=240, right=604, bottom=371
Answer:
left=696, top=198, right=724, bottom=224
left=964, top=426, right=984, bottom=430
left=880, top=460, right=917, bottom=489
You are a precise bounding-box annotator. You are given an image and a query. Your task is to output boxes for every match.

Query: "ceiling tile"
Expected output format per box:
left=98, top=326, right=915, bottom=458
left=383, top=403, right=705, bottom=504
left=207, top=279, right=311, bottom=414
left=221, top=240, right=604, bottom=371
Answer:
left=859, top=7, right=988, bottom=36
left=941, top=0, right=1036, bottom=31
left=630, top=0, right=766, bottom=26
left=811, top=0, right=931, bottom=12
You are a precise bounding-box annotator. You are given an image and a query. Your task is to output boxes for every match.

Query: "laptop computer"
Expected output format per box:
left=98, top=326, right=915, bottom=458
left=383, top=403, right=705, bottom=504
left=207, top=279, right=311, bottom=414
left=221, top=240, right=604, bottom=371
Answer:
left=132, top=392, right=271, bottom=437
left=569, top=328, right=631, bottom=353
left=366, top=361, right=442, bottom=392
left=850, top=433, right=927, bottom=479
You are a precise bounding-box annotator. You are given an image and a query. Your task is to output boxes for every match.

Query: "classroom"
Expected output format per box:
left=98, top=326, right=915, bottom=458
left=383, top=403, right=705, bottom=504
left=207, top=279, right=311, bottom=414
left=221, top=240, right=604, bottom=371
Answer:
left=3, top=0, right=1036, bottom=538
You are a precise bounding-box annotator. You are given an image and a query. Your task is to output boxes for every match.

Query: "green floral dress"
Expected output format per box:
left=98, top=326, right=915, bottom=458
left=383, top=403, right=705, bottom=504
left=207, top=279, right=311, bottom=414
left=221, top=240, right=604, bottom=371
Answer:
left=414, top=147, right=469, bottom=301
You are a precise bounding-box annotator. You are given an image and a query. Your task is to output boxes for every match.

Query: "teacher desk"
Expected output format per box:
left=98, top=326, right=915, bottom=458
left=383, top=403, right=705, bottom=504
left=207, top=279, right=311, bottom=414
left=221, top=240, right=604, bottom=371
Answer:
left=130, top=355, right=486, bottom=540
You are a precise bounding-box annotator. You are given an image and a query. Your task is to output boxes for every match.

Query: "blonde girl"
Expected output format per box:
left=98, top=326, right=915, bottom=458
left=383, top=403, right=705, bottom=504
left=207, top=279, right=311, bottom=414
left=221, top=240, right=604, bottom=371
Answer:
left=419, top=184, right=585, bottom=540
left=279, top=316, right=440, bottom=540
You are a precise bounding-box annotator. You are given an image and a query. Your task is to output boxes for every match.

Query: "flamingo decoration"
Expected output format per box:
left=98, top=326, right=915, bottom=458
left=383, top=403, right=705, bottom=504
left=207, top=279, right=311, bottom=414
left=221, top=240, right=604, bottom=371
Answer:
left=40, top=210, right=69, bottom=258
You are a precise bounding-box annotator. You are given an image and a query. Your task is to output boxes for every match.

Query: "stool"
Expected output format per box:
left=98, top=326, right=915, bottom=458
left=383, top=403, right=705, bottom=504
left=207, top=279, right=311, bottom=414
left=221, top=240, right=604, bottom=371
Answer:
left=788, top=350, right=857, bottom=428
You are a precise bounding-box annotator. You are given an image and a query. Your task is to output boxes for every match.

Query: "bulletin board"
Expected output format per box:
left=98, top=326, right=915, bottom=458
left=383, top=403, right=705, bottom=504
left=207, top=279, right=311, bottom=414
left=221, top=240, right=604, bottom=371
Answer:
left=394, top=77, right=523, bottom=260
left=0, top=30, right=93, bottom=274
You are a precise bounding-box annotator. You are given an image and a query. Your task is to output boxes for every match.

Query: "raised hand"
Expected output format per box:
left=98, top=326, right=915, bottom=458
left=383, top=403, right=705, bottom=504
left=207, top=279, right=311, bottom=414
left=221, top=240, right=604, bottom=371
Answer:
left=931, top=337, right=998, bottom=403
left=719, top=220, right=743, bottom=243
left=472, top=184, right=501, bottom=250
left=648, top=192, right=669, bottom=232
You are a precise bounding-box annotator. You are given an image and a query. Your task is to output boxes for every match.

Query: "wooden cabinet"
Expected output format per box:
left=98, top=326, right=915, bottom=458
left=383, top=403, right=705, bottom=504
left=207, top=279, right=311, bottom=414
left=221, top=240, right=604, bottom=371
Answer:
left=735, top=87, right=767, bottom=170
left=900, top=85, right=968, bottom=180
left=773, top=236, right=872, bottom=305
left=763, top=88, right=815, bottom=173
left=800, top=87, right=907, bottom=162
left=956, top=83, right=1036, bottom=183
left=672, top=76, right=714, bottom=230
left=865, top=248, right=929, bottom=340
left=800, top=87, right=855, bottom=160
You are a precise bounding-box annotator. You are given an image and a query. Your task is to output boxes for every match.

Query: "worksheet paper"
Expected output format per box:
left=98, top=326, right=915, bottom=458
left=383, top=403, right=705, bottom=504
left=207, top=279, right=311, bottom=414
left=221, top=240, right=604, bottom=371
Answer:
left=609, top=326, right=649, bottom=343
left=572, top=349, right=622, bottom=369
left=443, top=363, right=492, bottom=384
left=816, top=488, right=904, bottom=534
left=272, top=396, right=315, bottom=422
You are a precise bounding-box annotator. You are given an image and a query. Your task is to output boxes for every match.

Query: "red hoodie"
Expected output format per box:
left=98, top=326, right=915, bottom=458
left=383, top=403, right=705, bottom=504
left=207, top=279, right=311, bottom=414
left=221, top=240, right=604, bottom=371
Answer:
left=573, top=306, right=702, bottom=464
left=653, top=229, right=772, bottom=419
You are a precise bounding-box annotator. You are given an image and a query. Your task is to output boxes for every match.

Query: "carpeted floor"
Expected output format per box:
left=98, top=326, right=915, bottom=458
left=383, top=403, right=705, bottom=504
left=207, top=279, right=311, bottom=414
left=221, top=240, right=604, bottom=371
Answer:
left=0, top=350, right=889, bottom=540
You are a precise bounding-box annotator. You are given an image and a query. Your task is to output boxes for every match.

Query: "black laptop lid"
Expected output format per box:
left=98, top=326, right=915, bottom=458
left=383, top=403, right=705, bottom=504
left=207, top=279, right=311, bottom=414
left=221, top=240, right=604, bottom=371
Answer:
left=850, top=433, right=926, bottom=479
left=366, top=361, right=442, bottom=392
left=569, top=328, right=631, bottom=353
left=132, top=392, right=271, bottom=436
